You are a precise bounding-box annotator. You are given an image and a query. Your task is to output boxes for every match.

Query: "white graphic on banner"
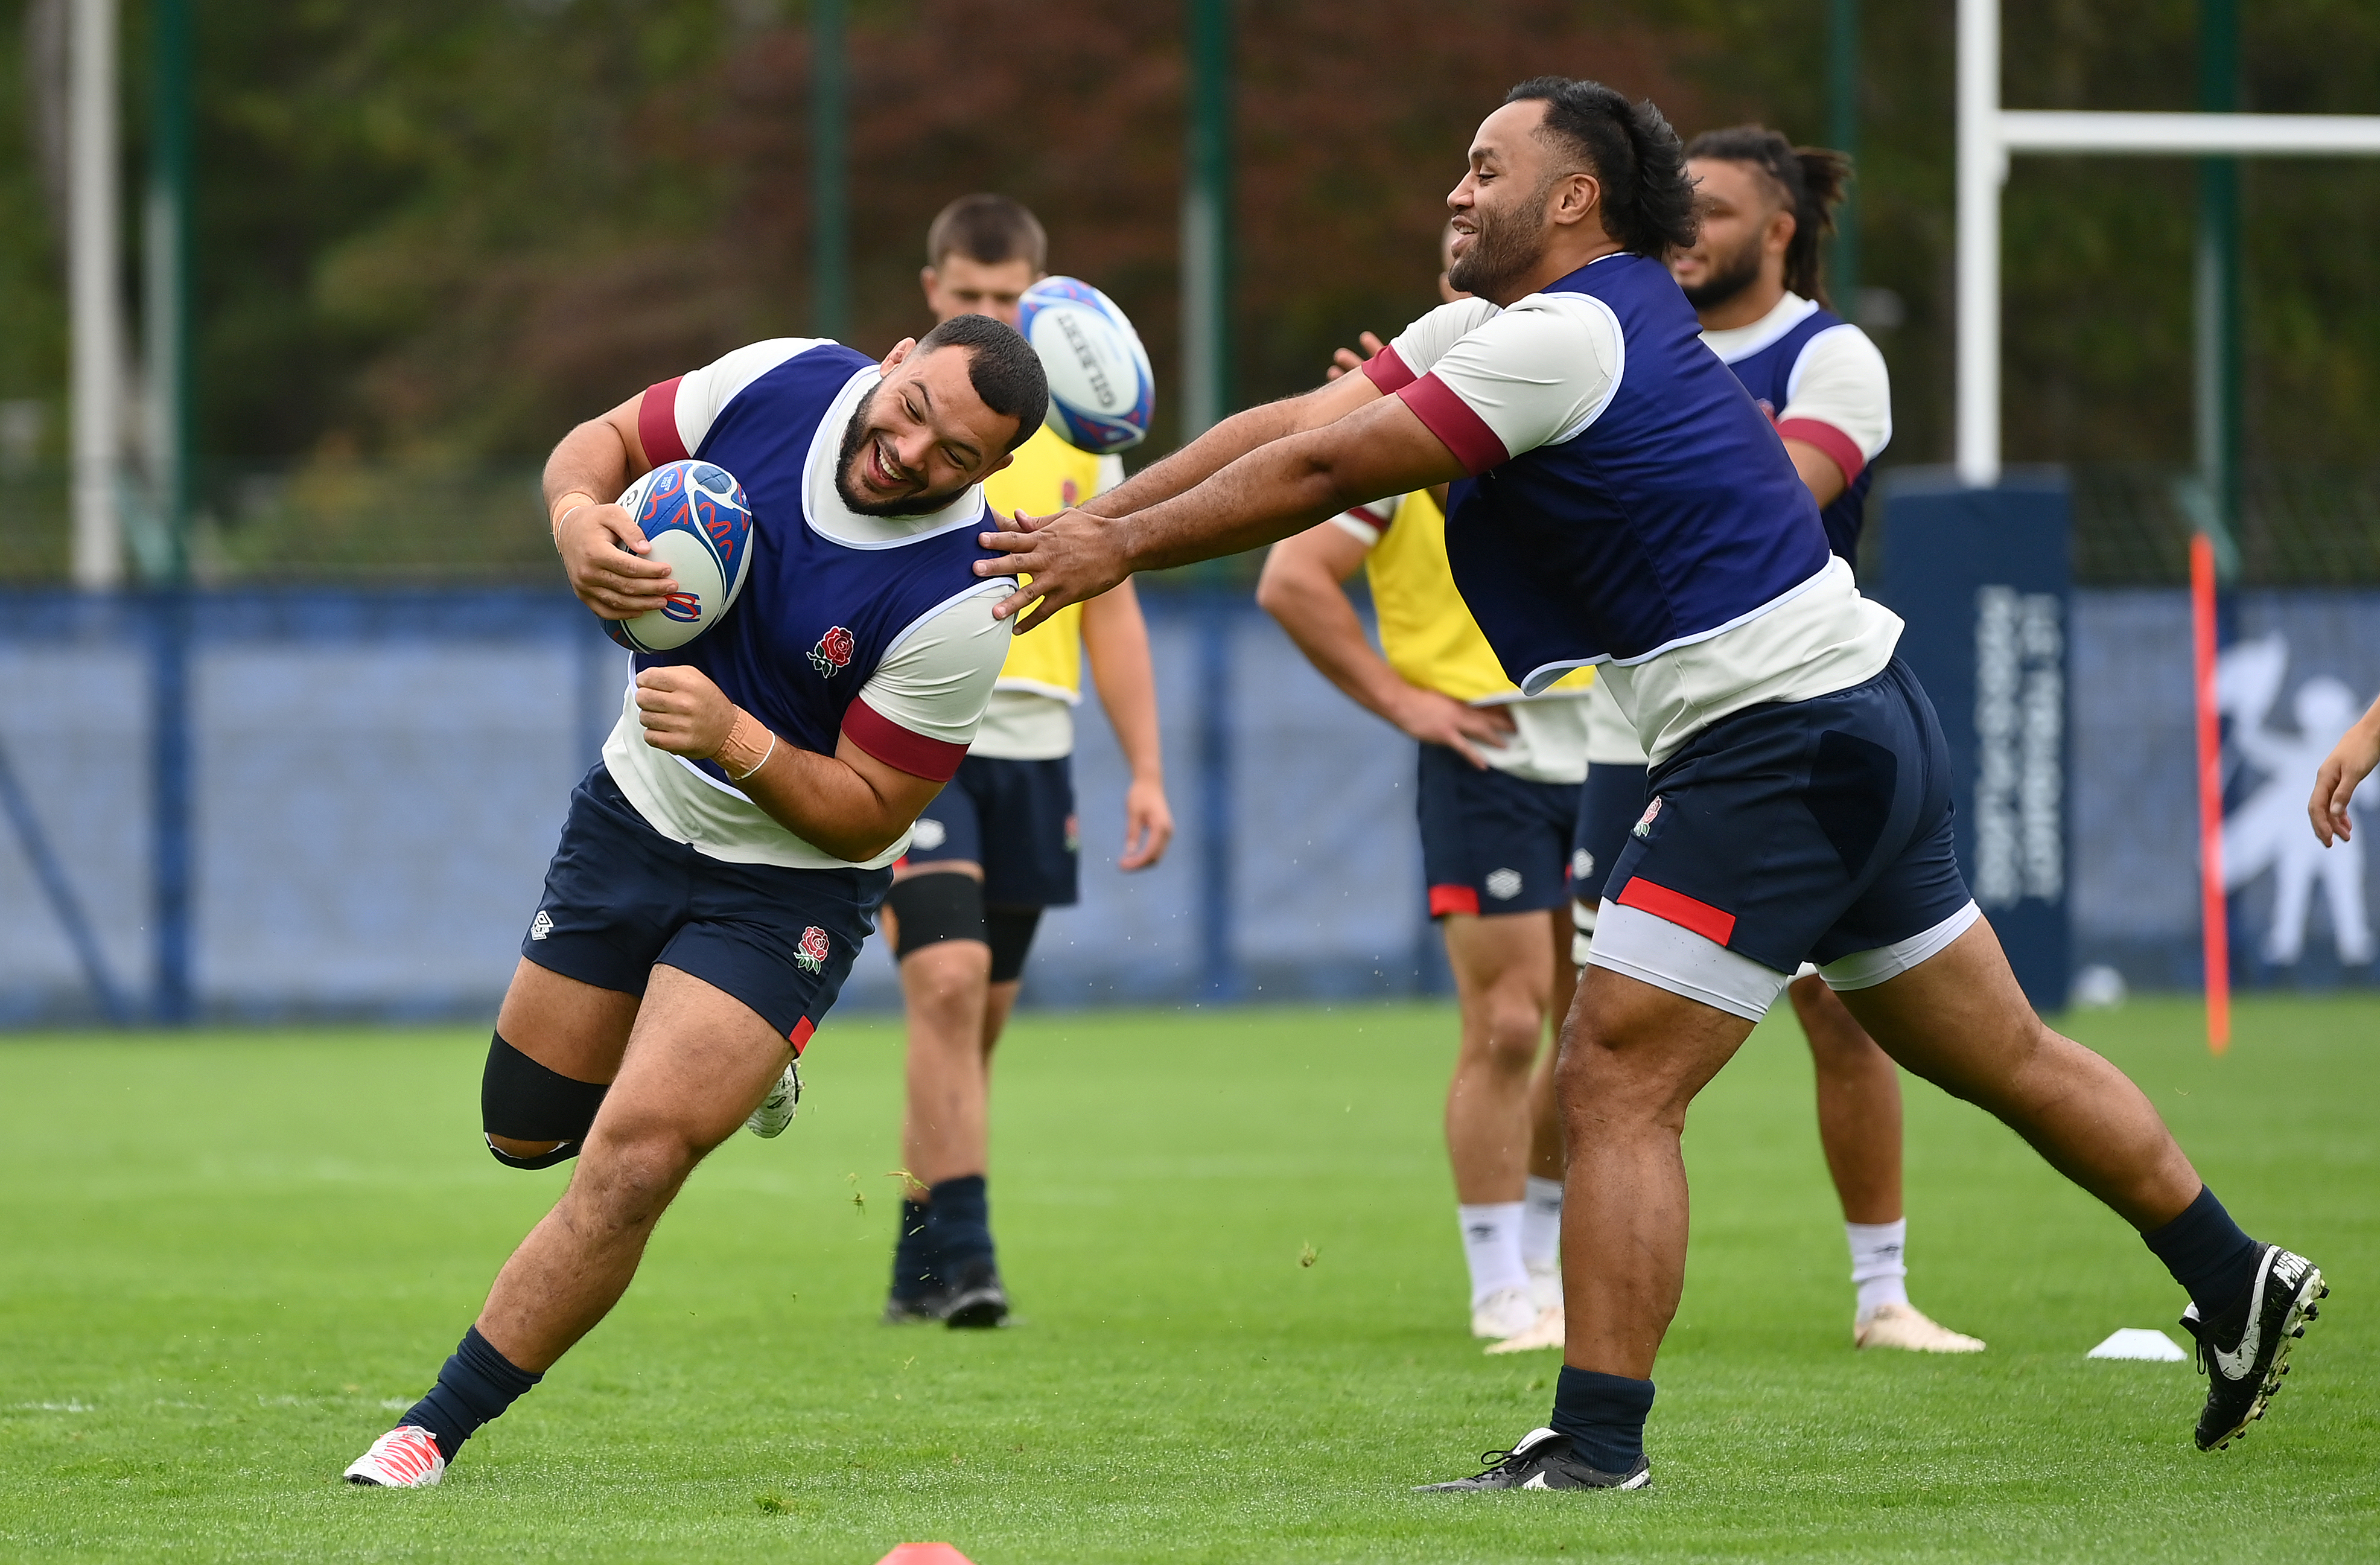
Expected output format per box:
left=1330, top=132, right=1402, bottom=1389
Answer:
left=1974, top=587, right=2064, bottom=909
left=2217, top=635, right=2372, bottom=965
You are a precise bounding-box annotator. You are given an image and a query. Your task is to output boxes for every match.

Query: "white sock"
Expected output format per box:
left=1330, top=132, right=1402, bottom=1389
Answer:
left=1457, top=1202, right=1530, bottom=1307
left=1847, top=1218, right=1911, bottom=1321
left=1521, top=1176, right=1564, bottom=1272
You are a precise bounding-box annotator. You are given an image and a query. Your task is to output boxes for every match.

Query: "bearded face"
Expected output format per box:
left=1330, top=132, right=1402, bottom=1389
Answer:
left=1447, top=170, right=1561, bottom=302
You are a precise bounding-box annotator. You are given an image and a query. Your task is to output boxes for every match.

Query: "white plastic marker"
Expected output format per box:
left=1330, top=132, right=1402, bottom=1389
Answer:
left=2087, top=1328, right=2188, bottom=1362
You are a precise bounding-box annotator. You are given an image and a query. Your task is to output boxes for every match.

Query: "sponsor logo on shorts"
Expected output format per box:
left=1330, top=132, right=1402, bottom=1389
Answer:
left=1485, top=868, right=1523, bottom=901
left=1633, top=795, right=1664, bottom=840
left=809, top=625, right=856, bottom=678
left=1572, top=848, right=1594, bottom=881
left=911, top=817, right=948, bottom=850
left=1064, top=814, right=1080, bottom=854
left=794, top=925, right=830, bottom=974
left=529, top=910, right=553, bottom=942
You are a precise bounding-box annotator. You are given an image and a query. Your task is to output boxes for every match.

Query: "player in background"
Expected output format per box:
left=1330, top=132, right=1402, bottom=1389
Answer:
left=341, top=319, right=1045, bottom=1487
left=876, top=195, right=1174, bottom=1328
left=1567, top=125, right=1982, bottom=1354
left=1262, top=229, right=1577, bottom=1345
left=981, top=77, right=2323, bottom=1490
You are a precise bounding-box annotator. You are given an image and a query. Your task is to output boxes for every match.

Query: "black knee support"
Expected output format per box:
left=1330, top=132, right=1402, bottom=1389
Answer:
left=481, top=1032, right=609, bottom=1170
left=984, top=905, right=1043, bottom=984
left=886, top=870, right=986, bottom=959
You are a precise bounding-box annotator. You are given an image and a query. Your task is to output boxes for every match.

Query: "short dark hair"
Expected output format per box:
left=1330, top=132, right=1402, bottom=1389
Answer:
left=924, top=193, right=1048, bottom=272
left=1685, top=125, right=1853, bottom=309
left=1502, top=77, right=1698, bottom=260
left=914, top=314, right=1049, bottom=454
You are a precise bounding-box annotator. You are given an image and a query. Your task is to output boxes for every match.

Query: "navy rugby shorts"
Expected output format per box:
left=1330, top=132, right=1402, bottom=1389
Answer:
left=1418, top=741, right=1580, bottom=918
left=1571, top=759, right=1651, bottom=913
left=520, top=767, right=889, bottom=1051
left=1582, top=657, right=1979, bottom=1021
left=903, top=753, right=1080, bottom=908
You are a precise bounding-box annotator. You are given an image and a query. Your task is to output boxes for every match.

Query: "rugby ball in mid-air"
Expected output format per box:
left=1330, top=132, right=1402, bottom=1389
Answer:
left=1017, top=276, right=1155, bottom=454
left=601, top=459, right=754, bottom=653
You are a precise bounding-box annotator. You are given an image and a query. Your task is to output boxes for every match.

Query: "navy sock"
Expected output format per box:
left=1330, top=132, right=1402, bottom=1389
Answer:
left=891, top=1197, right=940, bottom=1299
left=1548, top=1366, right=1656, bottom=1474
left=926, top=1175, right=994, bottom=1273
left=401, top=1325, right=542, bottom=1462
left=2142, top=1184, right=2262, bottom=1321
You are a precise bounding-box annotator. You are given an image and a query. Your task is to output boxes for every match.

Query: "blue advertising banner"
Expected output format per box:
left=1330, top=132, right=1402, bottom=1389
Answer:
left=1876, top=469, right=2072, bottom=1012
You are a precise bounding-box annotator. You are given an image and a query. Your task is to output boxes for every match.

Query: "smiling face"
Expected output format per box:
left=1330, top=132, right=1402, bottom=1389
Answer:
left=1445, top=99, right=1608, bottom=306
left=833, top=341, right=1022, bottom=517
left=1669, top=157, right=1790, bottom=316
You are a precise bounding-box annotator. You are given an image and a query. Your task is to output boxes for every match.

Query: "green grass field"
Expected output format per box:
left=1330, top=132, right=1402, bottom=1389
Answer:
left=1, top=995, right=2373, bottom=1562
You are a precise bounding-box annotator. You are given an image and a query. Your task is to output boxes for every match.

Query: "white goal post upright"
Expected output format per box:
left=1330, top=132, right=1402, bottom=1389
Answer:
left=1955, top=0, right=2380, bottom=487
left=1956, top=0, right=2380, bottom=1048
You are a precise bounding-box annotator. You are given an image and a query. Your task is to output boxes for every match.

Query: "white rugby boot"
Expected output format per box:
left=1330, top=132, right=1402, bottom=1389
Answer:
left=746, top=1060, right=801, bottom=1139
left=1486, top=1304, right=1565, bottom=1355
left=343, top=1425, right=445, bottom=1487
left=1854, top=1301, right=1986, bottom=1353
left=1471, top=1285, right=1540, bottom=1340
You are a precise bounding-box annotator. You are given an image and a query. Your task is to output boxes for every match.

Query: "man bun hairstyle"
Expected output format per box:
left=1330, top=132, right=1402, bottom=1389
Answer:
left=925, top=193, right=1048, bottom=273
left=1685, top=125, right=1853, bottom=309
left=1503, top=77, right=1698, bottom=260
left=915, top=313, right=1049, bottom=454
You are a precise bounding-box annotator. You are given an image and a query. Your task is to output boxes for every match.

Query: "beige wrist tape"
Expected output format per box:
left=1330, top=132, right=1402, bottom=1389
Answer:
left=715, top=708, right=777, bottom=782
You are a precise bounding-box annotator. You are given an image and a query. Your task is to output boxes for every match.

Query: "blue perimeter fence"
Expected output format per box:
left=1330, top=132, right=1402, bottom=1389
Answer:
left=4, top=585, right=2379, bottom=1027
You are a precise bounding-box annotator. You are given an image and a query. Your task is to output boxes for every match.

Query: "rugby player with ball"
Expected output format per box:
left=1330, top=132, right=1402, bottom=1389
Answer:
left=342, top=314, right=1048, bottom=1487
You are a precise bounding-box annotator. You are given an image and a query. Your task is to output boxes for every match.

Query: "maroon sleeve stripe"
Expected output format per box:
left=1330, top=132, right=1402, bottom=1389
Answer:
left=1774, top=417, right=1866, bottom=484
left=1396, top=374, right=1509, bottom=476
left=1360, top=344, right=1418, bottom=395
left=842, top=698, right=969, bottom=782
left=638, top=376, right=689, bottom=466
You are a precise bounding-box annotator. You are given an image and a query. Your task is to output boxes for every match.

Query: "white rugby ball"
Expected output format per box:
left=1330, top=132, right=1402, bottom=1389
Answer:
left=601, top=459, right=756, bottom=654
left=1017, top=276, right=1155, bottom=454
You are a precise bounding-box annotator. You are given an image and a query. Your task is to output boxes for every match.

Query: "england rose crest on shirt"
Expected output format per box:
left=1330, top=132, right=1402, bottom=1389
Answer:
left=794, top=925, right=830, bottom=974
left=809, top=625, right=855, bottom=678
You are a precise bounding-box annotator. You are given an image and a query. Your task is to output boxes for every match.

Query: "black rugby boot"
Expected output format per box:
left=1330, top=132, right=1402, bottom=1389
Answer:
left=2178, top=1244, right=2327, bottom=1452
left=1414, top=1427, right=1651, bottom=1492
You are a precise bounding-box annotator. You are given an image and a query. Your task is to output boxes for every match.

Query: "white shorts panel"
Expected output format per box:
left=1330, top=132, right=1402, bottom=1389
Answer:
left=1582, top=902, right=1790, bottom=1023
left=1818, top=900, right=1983, bottom=992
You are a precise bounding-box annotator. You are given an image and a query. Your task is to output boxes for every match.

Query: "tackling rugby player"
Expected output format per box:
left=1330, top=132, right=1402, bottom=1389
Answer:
left=978, top=77, right=2325, bottom=1490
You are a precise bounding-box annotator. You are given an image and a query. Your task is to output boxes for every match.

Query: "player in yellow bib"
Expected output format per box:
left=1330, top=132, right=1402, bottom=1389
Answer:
left=1259, top=234, right=1588, bottom=1345
left=876, top=196, right=1174, bottom=1327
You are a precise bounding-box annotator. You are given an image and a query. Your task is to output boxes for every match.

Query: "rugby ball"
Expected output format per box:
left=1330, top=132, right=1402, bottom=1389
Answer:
left=600, top=459, right=755, bottom=653
left=1017, top=276, right=1154, bottom=454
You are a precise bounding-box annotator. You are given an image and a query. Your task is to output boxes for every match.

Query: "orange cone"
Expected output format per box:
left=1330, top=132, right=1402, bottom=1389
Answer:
left=874, top=1547, right=975, bottom=1565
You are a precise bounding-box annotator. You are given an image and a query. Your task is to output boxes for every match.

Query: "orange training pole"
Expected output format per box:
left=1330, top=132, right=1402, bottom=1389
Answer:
left=2191, top=532, right=2230, bottom=1053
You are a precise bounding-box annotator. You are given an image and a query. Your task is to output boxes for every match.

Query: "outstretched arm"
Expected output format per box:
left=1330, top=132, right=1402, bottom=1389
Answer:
left=2309, top=692, right=2380, bottom=846
left=1078, top=370, right=1384, bottom=523
left=979, top=394, right=1466, bottom=631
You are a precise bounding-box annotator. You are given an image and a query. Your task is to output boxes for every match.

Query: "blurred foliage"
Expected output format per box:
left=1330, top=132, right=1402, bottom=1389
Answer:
left=1, top=0, right=2376, bottom=508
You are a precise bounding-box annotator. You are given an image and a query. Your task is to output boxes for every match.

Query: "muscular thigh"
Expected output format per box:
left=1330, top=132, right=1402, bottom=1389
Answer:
left=496, top=958, right=638, bottom=1085
left=588, top=964, right=795, bottom=1155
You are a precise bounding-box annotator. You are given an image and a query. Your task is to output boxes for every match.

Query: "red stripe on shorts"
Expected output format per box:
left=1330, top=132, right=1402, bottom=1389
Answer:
left=789, top=1016, right=816, bottom=1056
left=1429, top=883, right=1481, bottom=918
left=1614, top=876, right=1738, bottom=946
